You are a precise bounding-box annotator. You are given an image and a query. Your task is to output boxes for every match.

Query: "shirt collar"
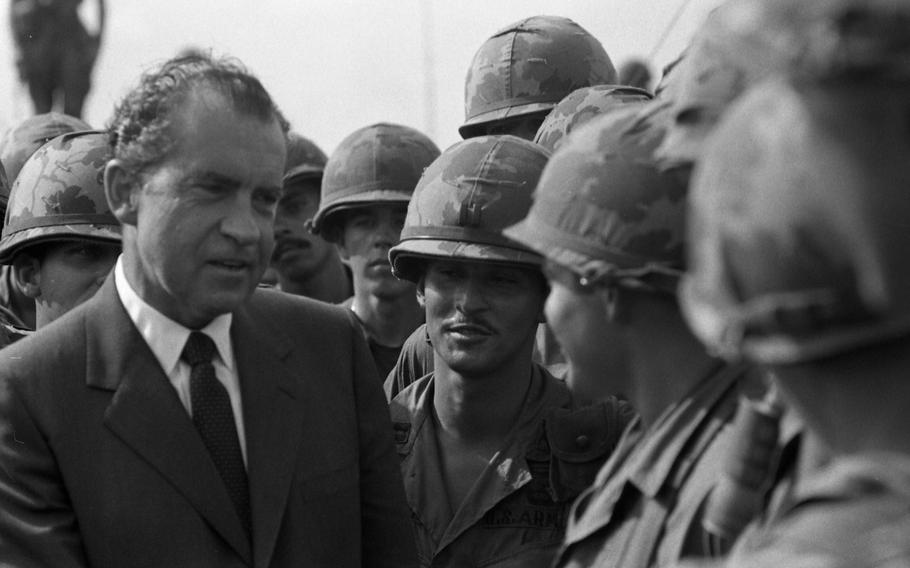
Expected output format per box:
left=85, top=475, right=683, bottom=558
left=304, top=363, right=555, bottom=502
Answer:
left=114, top=256, right=235, bottom=375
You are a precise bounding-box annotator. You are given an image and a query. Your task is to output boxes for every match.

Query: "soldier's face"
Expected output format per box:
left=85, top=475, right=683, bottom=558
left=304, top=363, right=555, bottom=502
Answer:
left=128, top=89, right=285, bottom=328
left=542, top=260, right=630, bottom=402
left=30, top=240, right=121, bottom=328
left=420, top=259, right=544, bottom=378
left=271, top=179, right=336, bottom=282
left=338, top=204, right=412, bottom=299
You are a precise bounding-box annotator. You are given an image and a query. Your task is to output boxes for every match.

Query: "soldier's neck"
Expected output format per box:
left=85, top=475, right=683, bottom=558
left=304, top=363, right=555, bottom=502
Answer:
left=350, top=290, right=423, bottom=347
left=432, top=355, right=534, bottom=448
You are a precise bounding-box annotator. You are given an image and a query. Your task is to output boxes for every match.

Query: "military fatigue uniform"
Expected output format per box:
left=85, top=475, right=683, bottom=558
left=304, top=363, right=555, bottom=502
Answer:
left=679, top=454, right=910, bottom=568
left=390, top=364, right=633, bottom=567
left=555, top=363, right=755, bottom=568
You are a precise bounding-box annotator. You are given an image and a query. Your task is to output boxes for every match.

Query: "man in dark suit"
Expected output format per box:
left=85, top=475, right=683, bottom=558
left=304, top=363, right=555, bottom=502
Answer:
left=0, top=53, right=416, bottom=567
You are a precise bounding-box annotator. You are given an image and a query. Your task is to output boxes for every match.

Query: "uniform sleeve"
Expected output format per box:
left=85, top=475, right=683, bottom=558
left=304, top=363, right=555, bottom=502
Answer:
left=0, top=377, right=89, bottom=568
left=349, top=317, right=419, bottom=568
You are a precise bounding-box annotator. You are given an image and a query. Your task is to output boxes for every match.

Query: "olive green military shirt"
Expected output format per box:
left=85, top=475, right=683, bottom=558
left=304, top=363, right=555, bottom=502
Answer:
left=555, top=363, right=752, bottom=568
left=390, top=365, right=632, bottom=567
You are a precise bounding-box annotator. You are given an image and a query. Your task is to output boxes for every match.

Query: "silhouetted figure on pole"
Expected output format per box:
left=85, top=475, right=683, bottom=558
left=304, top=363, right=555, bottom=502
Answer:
left=9, top=0, right=105, bottom=118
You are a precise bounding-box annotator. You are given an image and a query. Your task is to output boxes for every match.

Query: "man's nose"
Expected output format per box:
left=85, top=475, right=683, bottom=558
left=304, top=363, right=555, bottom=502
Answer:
left=454, top=276, right=488, bottom=314
left=221, top=199, right=261, bottom=245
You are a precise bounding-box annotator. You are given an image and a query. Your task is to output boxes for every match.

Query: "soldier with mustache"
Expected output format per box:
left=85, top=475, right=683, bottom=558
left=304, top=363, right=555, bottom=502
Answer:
left=387, top=135, right=634, bottom=567
left=270, top=132, right=351, bottom=303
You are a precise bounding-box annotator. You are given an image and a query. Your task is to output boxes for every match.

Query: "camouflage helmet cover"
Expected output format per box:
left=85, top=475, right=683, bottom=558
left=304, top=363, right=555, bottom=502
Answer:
left=0, top=130, right=121, bottom=264
left=460, top=15, right=618, bottom=139
left=506, top=102, right=687, bottom=292
left=390, top=135, right=549, bottom=282
left=311, top=123, right=440, bottom=239
left=283, top=132, right=328, bottom=184
left=0, top=112, right=91, bottom=209
left=534, top=84, right=653, bottom=152
left=654, top=0, right=800, bottom=170
left=681, top=78, right=910, bottom=366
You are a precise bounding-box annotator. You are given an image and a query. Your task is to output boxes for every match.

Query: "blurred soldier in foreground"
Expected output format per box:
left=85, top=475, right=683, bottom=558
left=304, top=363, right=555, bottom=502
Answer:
left=0, top=130, right=119, bottom=343
left=0, top=53, right=415, bottom=567
left=270, top=132, right=351, bottom=302
left=310, top=122, right=439, bottom=379
left=0, top=111, right=91, bottom=333
left=534, top=84, right=652, bottom=153
left=388, top=135, right=634, bottom=567
left=9, top=0, right=105, bottom=117
left=460, top=15, right=617, bottom=140
left=678, top=3, right=910, bottom=564
left=509, top=104, right=762, bottom=567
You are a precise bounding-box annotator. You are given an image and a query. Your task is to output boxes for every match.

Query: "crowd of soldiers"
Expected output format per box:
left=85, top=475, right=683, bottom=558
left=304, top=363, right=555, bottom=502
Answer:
left=0, top=0, right=907, bottom=566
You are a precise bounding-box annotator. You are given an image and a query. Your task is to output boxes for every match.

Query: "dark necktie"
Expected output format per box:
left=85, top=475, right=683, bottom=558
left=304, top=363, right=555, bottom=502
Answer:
left=182, top=331, right=252, bottom=539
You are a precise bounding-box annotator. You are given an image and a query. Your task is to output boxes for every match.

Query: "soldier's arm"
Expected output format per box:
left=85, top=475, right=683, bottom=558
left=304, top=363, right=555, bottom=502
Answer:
left=348, top=314, right=418, bottom=568
left=0, top=377, right=89, bottom=568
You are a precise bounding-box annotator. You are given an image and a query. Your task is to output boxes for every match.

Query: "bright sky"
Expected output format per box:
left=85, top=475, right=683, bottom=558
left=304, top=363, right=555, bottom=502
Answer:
left=0, top=0, right=723, bottom=154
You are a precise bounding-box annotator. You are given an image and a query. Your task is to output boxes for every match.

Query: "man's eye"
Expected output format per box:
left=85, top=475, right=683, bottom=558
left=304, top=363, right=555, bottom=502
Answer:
left=255, top=189, right=281, bottom=207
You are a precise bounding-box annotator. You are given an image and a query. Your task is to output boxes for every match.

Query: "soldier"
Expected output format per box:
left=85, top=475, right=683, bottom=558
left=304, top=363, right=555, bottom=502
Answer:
left=270, top=132, right=352, bottom=302
left=9, top=0, right=105, bottom=117
left=0, top=112, right=91, bottom=334
left=459, top=15, right=617, bottom=140
left=534, top=84, right=652, bottom=152
left=0, top=130, right=120, bottom=339
left=388, top=134, right=633, bottom=567
left=677, top=1, right=910, bottom=563
left=506, top=103, right=763, bottom=567
left=310, top=123, right=439, bottom=379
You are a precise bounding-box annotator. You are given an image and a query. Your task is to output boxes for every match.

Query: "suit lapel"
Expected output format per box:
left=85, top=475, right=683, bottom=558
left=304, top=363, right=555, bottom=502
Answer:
left=87, top=277, right=252, bottom=564
left=233, top=298, right=305, bottom=568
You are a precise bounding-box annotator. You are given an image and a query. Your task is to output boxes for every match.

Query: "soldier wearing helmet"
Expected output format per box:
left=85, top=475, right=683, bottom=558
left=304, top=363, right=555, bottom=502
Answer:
left=505, top=103, right=764, bottom=567
left=388, top=135, right=633, bottom=567
left=460, top=15, right=617, bottom=140
left=0, top=111, right=91, bottom=333
left=0, top=130, right=120, bottom=338
left=270, top=132, right=352, bottom=302
left=678, top=2, right=910, bottom=563
left=311, top=122, right=439, bottom=380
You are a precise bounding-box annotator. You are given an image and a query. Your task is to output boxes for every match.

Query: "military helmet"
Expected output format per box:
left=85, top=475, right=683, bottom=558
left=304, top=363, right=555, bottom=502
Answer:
left=654, top=0, right=799, bottom=170
left=311, top=123, right=440, bottom=241
left=459, top=16, right=617, bottom=139
left=284, top=132, right=328, bottom=184
left=506, top=102, right=686, bottom=294
left=390, top=135, right=549, bottom=282
left=534, top=85, right=652, bottom=152
left=0, top=112, right=90, bottom=216
left=0, top=113, right=91, bottom=183
left=0, top=131, right=121, bottom=264
left=681, top=75, right=910, bottom=365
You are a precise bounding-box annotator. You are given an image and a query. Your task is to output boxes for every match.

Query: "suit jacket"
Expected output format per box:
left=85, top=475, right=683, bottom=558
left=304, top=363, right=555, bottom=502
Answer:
left=0, top=276, right=417, bottom=568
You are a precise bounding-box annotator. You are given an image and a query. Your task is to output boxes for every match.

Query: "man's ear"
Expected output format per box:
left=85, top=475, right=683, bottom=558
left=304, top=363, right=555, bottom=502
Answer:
left=415, top=274, right=426, bottom=308
left=12, top=254, right=42, bottom=300
left=104, top=159, right=140, bottom=226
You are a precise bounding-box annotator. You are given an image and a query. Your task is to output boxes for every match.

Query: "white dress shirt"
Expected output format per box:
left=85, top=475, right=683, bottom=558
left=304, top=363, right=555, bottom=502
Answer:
left=114, top=257, right=247, bottom=466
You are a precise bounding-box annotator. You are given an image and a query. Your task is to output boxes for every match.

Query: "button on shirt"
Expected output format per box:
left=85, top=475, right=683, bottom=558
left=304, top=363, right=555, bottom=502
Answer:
left=113, top=257, right=247, bottom=465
